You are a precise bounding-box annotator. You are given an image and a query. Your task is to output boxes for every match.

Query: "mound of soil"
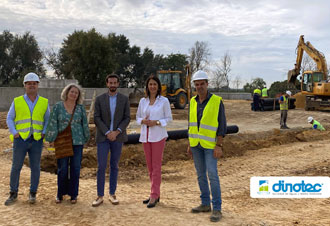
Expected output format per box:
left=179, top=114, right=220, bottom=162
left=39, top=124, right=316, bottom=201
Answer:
left=294, top=159, right=330, bottom=176
left=33, top=127, right=330, bottom=181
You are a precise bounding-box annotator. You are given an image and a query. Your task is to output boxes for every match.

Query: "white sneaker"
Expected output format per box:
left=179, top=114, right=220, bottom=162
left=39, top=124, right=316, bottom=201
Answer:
left=92, top=197, right=103, bottom=207
left=109, top=194, right=119, bottom=205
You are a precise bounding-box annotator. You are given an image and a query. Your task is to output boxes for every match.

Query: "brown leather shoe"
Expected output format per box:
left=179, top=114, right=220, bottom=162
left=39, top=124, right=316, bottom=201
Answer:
left=4, top=192, right=17, bottom=206
left=191, top=204, right=211, bottom=213
left=210, top=210, right=222, bottom=222
left=55, top=197, right=62, bottom=204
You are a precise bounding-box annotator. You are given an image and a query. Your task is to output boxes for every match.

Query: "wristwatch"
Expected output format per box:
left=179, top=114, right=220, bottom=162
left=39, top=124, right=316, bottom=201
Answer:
left=216, top=143, right=223, bottom=147
left=156, top=120, right=160, bottom=125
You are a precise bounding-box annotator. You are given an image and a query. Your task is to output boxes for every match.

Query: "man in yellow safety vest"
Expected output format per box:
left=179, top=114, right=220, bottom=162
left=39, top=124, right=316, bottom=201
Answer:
left=279, top=90, right=291, bottom=129
left=253, top=88, right=262, bottom=111
left=307, top=116, right=325, bottom=131
left=5, top=73, right=50, bottom=206
left=262, top=86, right=268, bottom=98
left=187, top=70, right=227, bottom=222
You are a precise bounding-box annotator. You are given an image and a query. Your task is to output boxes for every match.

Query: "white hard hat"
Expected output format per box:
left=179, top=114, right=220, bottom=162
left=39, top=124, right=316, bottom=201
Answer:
left=192, top=70, right=208, bottom=81
left=286, top=90, right=292, bottom=96
left=307, top=116, right=313, bottom=123
left=23, top=72, right=40, bottom=84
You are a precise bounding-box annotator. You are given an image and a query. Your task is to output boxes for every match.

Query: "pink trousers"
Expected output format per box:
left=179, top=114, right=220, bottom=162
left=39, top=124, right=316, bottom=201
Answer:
left=143, top=138, right=166, bottom=199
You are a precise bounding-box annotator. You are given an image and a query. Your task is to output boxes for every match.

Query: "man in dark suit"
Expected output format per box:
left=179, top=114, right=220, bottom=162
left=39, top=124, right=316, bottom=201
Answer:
left=92, top=74, right=130, bottom=207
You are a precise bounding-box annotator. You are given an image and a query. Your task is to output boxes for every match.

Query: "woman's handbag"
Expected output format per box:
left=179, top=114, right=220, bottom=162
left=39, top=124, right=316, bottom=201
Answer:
left=54, top=105, right=76, bottom=159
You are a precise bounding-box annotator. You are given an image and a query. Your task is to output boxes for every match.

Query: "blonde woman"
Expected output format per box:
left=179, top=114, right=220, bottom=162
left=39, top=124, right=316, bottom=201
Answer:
left=45, top=83, right=90, bottom=204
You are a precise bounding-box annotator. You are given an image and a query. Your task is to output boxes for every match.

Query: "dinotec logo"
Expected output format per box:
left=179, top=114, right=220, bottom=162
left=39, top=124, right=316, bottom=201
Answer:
left=272, top=180, right=322, bottom=193
left=250, top=177, right=330, bottom=198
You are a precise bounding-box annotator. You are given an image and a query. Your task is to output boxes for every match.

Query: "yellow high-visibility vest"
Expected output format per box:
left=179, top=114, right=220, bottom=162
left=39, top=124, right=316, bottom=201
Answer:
left=262, top=88, right=268, bottom=97
left=313, top=120, right=325, bottom=131
left=253, top=89, right=261, bottom=95
left=10, top=95, right=48, bottom=141
left=280, top=95, right=288, bottom=110
left=188, top=94, right=222, bottom=149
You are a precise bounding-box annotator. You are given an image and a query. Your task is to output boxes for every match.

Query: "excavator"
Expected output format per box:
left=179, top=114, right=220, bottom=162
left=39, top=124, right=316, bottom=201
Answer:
left=157, top=64, right=192, bottom=109
left=288, top=35, right=330, bottom=110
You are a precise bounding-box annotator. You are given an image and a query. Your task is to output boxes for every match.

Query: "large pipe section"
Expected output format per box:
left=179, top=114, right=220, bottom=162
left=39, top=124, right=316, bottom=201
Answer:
left=125, top=125, right=239, bottom=145
left=251, top=98, right=296, bottom=111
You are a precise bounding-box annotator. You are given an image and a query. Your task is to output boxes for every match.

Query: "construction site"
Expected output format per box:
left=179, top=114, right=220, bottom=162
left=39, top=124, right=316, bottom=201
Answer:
left=3, top=0, right=330, bottom=224
left=1, top=33, right=330, bottom=226
left=0, top=96, right=330, bottom=225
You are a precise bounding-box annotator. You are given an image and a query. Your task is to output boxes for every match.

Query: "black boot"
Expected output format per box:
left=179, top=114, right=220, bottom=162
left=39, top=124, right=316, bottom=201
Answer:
left=4, top=192, right=18, bottom=206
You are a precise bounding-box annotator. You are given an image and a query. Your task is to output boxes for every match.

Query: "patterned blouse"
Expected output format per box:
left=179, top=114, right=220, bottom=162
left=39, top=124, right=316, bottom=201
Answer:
left=45, top=101, right=90, bottom=145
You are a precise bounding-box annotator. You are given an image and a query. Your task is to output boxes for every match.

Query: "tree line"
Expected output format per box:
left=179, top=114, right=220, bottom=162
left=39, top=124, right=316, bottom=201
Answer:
left=0, top=28, right=235, bottom=89
left=0, top=29, right=306, bottom=96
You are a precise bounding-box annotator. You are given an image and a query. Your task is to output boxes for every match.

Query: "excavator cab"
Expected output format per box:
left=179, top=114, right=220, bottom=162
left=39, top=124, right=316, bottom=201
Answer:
left=158, top=71, right=183, bottom=95
left=301, top=71, right=325, bottom=92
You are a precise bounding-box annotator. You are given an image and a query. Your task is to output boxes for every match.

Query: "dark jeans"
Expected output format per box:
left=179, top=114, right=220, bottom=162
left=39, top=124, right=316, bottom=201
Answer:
left=57, top=145, right=83, bottom=199
left=96, top=140, right=123, bottom=197
left=10, top=136, right=43, bottom=193
left=253, top=94, right=260, bottom=111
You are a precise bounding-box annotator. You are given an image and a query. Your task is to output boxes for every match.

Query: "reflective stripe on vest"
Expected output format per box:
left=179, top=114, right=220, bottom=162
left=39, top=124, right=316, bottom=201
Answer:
left=11, top=95, right=48, bottom=141
left=313, top=120, right=325, bottom=131
left=188, top=94, right=221, bottom=149
left=280, top=95, right=288, bottom=110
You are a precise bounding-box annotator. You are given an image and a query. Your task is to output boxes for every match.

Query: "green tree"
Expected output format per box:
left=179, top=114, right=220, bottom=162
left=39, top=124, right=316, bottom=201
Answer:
left=0, top=30, right=45, bottom=86
left=268, top=80, right=299, bottom=98
left=49, top=28, right=188, bottom=88
left=163, top=53, right=188, bottom=71
left=243, top=77, right=266, bottom=93
left=106, top=33, right=132, bottom=87
left=58, top=28, right=116, bottom=87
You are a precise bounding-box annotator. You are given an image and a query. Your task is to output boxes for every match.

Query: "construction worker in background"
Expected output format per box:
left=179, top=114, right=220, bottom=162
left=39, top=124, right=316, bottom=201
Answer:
left=307, top=116, right=325, bottom=131
left=5, top=73, right=50, bottom=206
left=187, top=70, right=227, bottom=222
left=253, top=88, right=262, bottom=111
left=262, top=86, right=268, bottom=98
left=279, top=90, right=291, bottom=129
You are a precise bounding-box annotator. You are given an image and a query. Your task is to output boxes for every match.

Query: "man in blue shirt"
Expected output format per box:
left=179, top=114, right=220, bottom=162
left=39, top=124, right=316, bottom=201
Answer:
left=92, top=74, right=130, bottom=207
left=187, top=70, right=227, bottom=222
left=279, top=90, right=291, bottom=129
left=5, top=72, right=50, bottom=206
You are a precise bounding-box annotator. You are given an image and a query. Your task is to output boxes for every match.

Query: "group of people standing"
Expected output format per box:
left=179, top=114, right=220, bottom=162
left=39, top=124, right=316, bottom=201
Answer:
left=4, top=70, right=227, bottom=222
left=252, top=86, right=268, bottom=111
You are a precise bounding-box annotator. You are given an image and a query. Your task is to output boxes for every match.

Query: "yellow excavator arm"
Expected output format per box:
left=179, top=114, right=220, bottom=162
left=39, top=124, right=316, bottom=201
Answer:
left=288, top=35, right=328, bottom=83
left=184, top=64, right=192, bottom=100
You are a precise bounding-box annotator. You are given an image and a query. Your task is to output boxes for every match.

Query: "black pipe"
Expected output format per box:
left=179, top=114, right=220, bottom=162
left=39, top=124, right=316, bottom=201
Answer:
left=252, top=98, right=296, bottom=111
left=125, top=125, right=239, bottom=144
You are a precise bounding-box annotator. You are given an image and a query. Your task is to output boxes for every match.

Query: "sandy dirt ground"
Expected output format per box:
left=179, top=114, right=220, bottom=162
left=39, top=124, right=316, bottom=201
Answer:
left=0, top=100, right=330, bottom=226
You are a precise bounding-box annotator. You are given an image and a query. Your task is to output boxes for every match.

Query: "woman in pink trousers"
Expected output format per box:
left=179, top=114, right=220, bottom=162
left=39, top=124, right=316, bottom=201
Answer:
left=136, top=75, right=172, bottom=208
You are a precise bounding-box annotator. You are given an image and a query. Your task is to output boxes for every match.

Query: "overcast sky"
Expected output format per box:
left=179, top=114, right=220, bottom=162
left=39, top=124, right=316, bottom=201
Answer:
left=1, top=0, right=330, bottom=87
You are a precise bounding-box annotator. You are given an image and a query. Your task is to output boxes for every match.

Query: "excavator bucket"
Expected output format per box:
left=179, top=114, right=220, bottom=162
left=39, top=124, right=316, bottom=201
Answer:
left=288, top=69, right=299, bottom=84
